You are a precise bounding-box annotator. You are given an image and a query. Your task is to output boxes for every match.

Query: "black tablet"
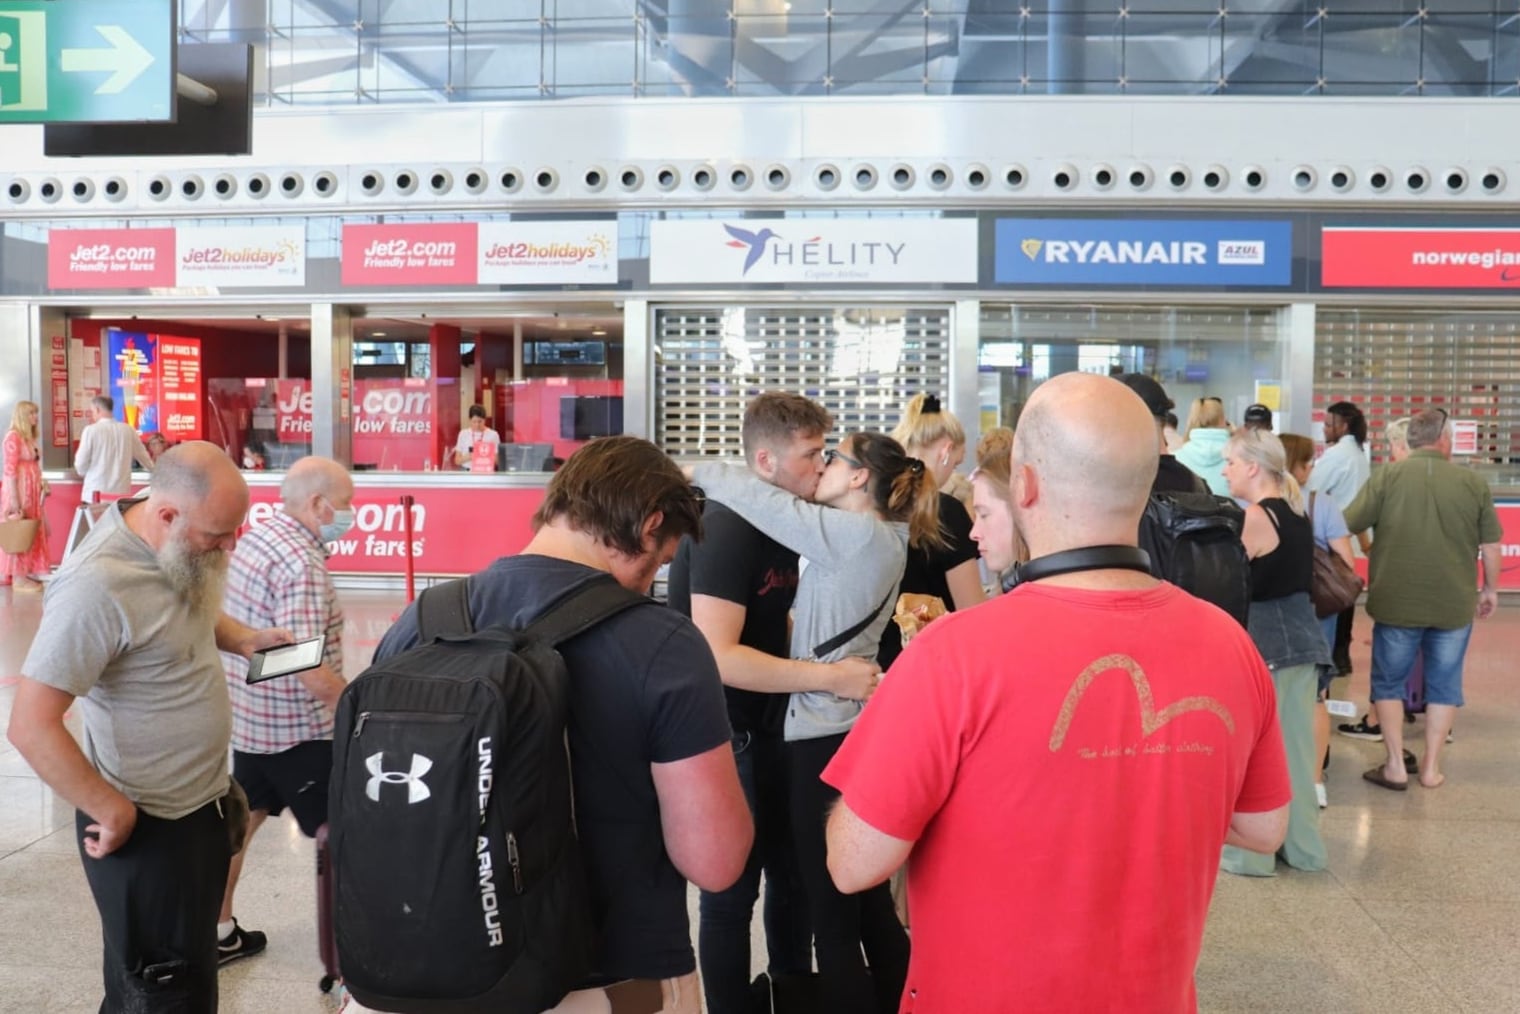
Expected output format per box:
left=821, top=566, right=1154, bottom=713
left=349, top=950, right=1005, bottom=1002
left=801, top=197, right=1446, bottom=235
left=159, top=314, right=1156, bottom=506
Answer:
left=246, top=636, right=326, bottom=684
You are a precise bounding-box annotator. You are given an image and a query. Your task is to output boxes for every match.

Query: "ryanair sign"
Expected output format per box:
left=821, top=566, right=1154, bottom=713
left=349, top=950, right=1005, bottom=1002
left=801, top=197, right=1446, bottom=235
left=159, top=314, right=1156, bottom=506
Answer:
left=994, top=219, right=1293, bottom=287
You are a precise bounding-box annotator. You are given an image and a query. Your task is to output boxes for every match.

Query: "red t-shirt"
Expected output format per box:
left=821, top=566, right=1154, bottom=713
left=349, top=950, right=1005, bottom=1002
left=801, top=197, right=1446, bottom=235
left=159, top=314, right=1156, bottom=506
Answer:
left=824, top=582, right=1290, bottom=1014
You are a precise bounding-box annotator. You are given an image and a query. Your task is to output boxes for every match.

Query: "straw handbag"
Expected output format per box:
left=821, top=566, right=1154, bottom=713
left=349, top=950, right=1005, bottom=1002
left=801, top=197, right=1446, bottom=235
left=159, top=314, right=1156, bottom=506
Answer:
left=0, top=518, right=39, bottom=554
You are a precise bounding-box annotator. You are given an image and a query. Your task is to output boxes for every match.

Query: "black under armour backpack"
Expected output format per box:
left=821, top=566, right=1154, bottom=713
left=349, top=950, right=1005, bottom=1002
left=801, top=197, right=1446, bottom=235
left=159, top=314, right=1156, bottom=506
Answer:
left=329, top=574, right=647, bottom=1014
left=1139, top=491, right=1251, bottom=628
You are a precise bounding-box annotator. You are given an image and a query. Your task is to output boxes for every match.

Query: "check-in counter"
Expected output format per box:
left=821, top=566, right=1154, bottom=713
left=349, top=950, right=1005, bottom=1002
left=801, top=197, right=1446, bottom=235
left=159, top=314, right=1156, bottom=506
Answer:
left=38, top=471, right=1520, bottom=591
left=40, top=469, right=552, bottom=584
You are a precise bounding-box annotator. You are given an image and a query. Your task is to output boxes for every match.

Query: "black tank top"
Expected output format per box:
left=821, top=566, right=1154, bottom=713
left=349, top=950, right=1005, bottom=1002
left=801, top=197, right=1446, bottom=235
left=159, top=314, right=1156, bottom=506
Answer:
left=1249, top=497, right=1314, bottom=601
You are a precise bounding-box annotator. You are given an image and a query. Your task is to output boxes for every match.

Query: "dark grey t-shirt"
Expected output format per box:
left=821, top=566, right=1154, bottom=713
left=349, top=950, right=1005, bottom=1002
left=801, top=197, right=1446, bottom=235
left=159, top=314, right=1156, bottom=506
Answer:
left=374, top=555, right=732, bottom=981
left=21, top=500, right=231, bottom=819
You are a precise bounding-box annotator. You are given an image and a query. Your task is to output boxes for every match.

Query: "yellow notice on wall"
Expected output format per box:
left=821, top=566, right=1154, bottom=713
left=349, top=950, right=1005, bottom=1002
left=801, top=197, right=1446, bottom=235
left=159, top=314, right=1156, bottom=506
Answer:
left=1254, top=383, right=1282, bottom=411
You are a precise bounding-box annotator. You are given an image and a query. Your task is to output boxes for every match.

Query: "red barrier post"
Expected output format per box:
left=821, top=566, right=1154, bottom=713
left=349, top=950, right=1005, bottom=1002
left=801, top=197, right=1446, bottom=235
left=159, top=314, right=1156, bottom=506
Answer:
left=401, top=494, right=416, bottom=602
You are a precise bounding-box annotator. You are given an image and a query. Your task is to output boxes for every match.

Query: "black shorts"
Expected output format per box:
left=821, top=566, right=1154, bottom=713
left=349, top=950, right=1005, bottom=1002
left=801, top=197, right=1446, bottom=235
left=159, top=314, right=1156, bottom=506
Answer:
left=232, top=740, right=332, bottom=837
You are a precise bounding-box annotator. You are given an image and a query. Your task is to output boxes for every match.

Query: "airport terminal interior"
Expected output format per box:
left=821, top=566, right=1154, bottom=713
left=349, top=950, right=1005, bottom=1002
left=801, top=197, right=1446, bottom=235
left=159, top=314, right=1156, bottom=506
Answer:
left=6, top=0, right=1520, bottom=1011
left=3, top=593, right=1520, bottom=1012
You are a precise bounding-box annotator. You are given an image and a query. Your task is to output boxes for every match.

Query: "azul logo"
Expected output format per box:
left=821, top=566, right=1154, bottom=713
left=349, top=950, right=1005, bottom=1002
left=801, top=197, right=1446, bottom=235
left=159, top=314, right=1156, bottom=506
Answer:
left=723, top=224, right=905, bottom=276
left=1218, top=241, right=1265, bottom=265
left=365, top=752, right=433, bottom=803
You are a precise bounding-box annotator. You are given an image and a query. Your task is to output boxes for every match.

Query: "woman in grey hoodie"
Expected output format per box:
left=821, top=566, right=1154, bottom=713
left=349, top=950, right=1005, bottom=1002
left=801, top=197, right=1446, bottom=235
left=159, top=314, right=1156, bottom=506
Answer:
left=691, top=430, right=940, bottom=1014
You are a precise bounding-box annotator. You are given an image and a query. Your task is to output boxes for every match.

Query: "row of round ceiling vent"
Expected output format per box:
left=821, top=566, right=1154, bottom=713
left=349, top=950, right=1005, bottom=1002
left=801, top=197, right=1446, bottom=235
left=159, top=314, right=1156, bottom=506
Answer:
left=2, top=161, right=1508, bottom=204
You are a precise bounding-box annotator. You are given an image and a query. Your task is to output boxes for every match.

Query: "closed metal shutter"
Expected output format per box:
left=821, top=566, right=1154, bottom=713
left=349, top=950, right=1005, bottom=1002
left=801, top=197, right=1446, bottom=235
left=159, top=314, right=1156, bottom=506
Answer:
left=654, top=304, right=953, bottom=457
left=1316, top=309, right=1520, bottom=473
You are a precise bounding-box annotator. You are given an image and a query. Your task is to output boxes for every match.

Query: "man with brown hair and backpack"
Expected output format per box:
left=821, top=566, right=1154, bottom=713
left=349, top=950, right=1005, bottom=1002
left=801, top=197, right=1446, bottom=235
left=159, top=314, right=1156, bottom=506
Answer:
left=350, top=436, right=751, bottom=1014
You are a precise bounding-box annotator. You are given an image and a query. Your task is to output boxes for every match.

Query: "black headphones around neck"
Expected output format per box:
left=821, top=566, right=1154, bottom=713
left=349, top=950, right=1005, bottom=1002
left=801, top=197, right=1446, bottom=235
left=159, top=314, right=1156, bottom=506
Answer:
left=1001, top=545, right=1154, bottom=592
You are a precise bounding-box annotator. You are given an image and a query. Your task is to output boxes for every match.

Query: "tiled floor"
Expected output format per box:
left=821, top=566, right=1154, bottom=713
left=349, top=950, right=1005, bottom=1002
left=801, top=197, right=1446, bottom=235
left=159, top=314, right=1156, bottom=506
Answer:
left=2, top=589, right=1519, bottom=1012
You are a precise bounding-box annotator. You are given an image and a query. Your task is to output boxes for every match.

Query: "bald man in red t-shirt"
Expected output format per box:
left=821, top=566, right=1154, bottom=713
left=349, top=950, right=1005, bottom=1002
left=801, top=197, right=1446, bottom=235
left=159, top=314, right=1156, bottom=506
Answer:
left=824, top=372, right=1291, bottom=1014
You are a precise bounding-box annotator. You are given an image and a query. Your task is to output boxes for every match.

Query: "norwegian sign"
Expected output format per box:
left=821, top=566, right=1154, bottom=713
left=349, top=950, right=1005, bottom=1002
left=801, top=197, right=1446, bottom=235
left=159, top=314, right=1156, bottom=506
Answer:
left=649, top=218, right=978, bottom=285
left=1321, top=227, right=1520, bottom=289
left=994, top=219, right=1294, bottom=287
left=0, top=0, right=175, bottom=123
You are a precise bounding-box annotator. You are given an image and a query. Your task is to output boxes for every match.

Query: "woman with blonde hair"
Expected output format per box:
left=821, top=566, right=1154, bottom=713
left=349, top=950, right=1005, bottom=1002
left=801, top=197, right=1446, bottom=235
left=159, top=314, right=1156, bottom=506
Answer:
left=878, top=393, right=984, bottom=668
left=1220, top=429, right=1332, bottom=875
left=1175, top=396, right=1232, bottom=496
left=692, top=430, right=938, bottom=1013
left=2, top=400, right=50, bottom=592
left=1281, top=432, right=1357, bottom=808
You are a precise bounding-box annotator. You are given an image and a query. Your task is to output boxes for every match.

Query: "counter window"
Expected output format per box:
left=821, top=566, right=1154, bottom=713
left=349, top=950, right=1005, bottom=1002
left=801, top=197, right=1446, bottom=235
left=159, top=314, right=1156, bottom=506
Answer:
left=350, top=315, right=624, bottom=473
left=978, top=304, right=1283, bottom=432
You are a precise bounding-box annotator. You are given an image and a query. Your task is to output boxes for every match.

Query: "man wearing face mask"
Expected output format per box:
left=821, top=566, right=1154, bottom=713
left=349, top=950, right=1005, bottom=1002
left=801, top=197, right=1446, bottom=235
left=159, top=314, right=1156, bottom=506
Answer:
left=216, top=456, right=354, bottom=965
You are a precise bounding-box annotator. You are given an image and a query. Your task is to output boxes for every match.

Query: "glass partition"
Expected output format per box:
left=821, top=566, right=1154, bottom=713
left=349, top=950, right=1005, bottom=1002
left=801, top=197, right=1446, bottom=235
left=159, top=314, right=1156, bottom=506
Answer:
left=977, top=303, right=1284, bottom=433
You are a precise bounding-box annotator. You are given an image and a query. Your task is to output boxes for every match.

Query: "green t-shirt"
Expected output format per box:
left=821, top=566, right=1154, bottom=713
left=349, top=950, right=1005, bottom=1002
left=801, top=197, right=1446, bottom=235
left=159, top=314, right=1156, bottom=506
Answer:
left=1343, top=450, right=1502, bottom=630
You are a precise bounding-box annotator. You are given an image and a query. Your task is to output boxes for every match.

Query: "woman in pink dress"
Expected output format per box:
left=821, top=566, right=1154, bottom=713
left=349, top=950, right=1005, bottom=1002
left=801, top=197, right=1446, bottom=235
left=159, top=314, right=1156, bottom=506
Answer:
left=3, top=400, right=50, bottom=592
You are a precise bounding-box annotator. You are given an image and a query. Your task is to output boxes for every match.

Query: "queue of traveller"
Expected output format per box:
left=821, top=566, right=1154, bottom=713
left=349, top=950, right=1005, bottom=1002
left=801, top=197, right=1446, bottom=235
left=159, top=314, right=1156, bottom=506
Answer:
left=1, top=373, right=1502, bottom=1014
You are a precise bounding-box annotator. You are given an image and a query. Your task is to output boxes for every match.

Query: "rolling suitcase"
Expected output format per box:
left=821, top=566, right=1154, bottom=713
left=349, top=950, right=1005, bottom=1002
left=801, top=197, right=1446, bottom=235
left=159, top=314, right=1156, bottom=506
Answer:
left=316, top=823, right=340, bottom=993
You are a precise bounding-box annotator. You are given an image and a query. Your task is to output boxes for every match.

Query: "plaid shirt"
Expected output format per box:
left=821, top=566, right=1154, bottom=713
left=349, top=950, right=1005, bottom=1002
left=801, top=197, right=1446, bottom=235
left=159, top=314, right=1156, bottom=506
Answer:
left=222, top=510, right=343, bottom=753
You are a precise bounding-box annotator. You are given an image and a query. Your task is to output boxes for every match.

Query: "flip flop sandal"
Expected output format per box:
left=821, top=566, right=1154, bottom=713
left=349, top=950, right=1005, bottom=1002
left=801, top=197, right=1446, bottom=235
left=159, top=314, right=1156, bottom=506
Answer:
left=1363, top=766, right=1408, bottom=791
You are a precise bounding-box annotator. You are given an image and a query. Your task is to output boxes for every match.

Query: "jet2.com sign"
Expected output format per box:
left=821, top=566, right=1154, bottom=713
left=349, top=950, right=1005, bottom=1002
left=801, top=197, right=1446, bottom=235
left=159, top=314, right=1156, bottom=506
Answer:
left=994, top=219, right=1294, bottom=287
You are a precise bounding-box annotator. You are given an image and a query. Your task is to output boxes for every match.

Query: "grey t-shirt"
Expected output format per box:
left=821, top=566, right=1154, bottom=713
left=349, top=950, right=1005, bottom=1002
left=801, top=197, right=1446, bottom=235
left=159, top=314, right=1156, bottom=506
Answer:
left=22, top=500, right=231, bottom=819
left=690, top=462, right=909, bottom=742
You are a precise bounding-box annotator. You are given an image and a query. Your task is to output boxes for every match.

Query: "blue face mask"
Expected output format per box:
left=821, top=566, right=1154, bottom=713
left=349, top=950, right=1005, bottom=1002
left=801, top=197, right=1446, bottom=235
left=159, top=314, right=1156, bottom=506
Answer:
left=320, top=506, right=355, bottom=544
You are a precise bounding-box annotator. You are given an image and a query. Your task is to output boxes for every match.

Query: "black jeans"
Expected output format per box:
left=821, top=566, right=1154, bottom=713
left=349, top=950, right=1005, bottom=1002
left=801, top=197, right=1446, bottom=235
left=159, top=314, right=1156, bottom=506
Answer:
left=1333, top=603, right=1355, bottom=672
left=699, top=729, right=813, bottom=1014
left=788, top=733, right=909, bottom=1014
left=77, top=800, right=232, bottom=1013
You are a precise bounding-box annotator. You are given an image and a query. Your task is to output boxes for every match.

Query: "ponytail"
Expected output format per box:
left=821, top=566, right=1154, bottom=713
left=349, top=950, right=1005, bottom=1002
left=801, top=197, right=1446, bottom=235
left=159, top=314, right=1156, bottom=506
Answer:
left=848, top=431, right=946, bottom=550
left=891, top=392, right=965, bottom=458
left=889, top=460, right=946, bottom=550
left=1281, top=470, right=1305, bottom=516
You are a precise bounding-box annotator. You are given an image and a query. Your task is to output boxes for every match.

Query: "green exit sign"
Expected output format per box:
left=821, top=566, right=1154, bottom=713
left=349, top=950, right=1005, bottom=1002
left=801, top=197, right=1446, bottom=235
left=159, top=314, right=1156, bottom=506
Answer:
left=0, top=0, right=175, bottom=123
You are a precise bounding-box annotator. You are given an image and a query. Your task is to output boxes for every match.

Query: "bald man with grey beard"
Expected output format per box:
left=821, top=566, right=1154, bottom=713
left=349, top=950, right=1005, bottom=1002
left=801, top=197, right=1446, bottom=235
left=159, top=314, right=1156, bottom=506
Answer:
left=822, top=373, right=1292, bottom=1013
left=8, top=441, right=292, bottom=1013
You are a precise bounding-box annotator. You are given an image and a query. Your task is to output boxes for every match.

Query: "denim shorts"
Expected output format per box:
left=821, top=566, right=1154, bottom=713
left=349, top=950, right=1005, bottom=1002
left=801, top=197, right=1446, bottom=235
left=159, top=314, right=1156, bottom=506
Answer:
left=1370, top=622, right=1473, bottom=707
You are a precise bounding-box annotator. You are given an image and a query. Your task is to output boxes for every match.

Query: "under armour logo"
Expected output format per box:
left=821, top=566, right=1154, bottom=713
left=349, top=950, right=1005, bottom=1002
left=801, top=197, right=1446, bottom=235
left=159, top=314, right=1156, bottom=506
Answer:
left=365, top=752, right=433, bottom=804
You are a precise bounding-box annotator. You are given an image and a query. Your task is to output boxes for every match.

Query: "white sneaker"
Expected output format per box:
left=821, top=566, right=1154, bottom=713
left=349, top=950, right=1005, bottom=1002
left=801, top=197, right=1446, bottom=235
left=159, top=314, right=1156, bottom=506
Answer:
left=1314, top=783, right=1328, bottom=809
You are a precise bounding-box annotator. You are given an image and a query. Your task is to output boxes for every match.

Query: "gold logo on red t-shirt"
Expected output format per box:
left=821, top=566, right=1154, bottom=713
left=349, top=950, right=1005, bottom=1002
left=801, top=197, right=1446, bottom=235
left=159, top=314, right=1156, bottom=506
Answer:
left=1049, top=653, right=1235, bottom=752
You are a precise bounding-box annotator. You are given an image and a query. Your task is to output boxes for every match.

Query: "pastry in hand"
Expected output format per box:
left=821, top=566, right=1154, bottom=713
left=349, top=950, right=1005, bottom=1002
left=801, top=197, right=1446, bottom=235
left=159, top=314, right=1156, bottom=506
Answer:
left=894, top=592, right=947, bottom=644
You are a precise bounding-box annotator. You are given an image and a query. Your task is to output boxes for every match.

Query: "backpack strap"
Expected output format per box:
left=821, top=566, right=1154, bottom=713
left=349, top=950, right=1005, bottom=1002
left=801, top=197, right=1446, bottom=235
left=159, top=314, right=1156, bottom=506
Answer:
left=417, top=577, right=474, bottom=641
left=521, top=574, right=649, bottom=648
left=812, top=589, right=894, bottom=659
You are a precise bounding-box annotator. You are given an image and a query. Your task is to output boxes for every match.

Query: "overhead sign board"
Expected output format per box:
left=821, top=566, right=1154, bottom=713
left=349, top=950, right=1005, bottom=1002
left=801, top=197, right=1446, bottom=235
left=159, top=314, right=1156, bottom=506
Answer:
left=649, top=219, right=978, bottom=285
left=1321, top=227, right=1520, bottom=289
left=47, top=226, right=305, bottom=290
left=994, top=219, right=1294, bottom=287
left=0, top=0, right=175, bottom=123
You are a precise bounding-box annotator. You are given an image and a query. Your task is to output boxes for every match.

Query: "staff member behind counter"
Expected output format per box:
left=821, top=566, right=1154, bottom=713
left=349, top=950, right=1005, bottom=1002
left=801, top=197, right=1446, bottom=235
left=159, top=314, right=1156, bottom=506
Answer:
left=452, top=404, right=500, bottom=471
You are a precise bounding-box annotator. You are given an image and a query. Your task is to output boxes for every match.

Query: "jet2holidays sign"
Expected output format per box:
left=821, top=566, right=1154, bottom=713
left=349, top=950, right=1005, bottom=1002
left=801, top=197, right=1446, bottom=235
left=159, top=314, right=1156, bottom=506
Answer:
left=650, top=219, right=978, bottom=284
left=995, top=219, right=1294, bottom=287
